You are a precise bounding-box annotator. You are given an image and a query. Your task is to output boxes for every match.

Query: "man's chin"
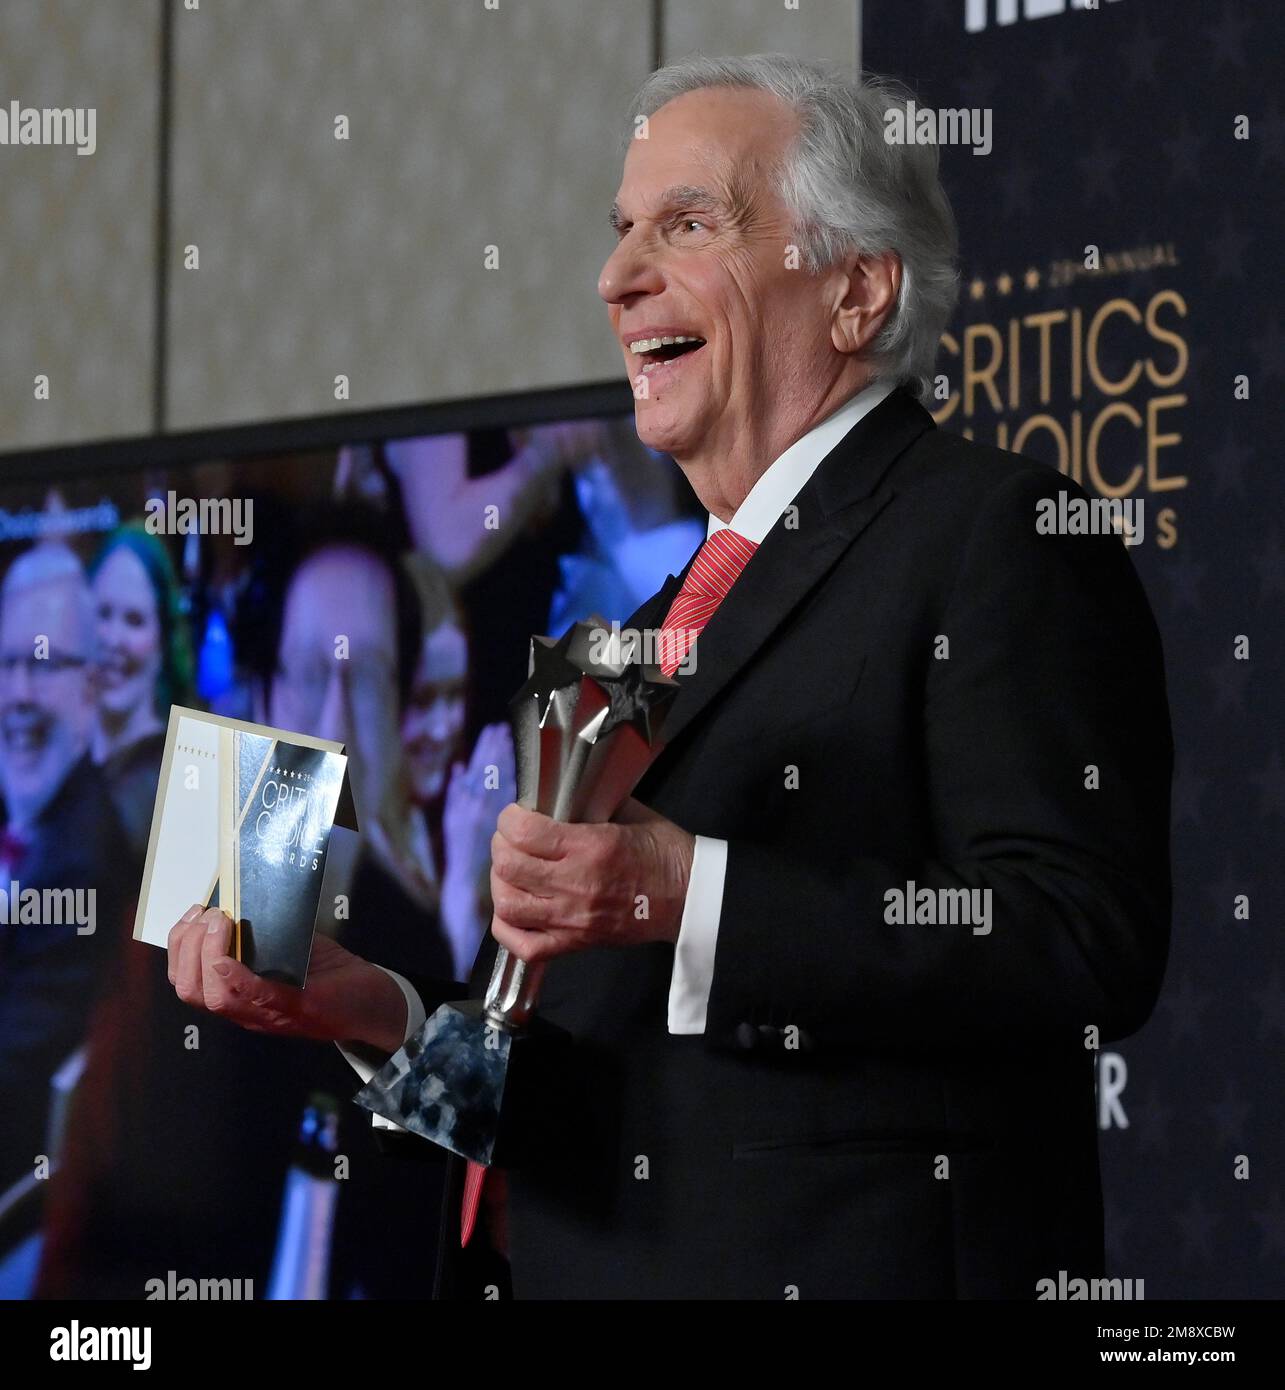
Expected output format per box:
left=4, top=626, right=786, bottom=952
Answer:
left=633, top=398, right=701, bottom=458
left=2, top=757, right=61, bottom=819
left=2, top=743, right=46, bottom=779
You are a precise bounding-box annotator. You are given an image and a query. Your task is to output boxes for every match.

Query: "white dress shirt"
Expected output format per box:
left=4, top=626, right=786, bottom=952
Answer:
left=336, top=965, right=426, bottom=1130
left=338, top=378, right=896, bottom=1096
left=666, top=378, right=895, bottom=1031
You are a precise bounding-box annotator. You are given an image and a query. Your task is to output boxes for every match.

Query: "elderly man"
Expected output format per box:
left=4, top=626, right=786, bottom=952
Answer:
left=167, top=54, right=1171, bottom=1299
left=0, top=543, right=131, bottom=1195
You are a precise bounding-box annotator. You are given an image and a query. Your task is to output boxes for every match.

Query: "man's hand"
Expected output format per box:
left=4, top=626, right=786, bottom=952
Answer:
left=166, top=906, right=409, bottom=1054
left=488, top=797, right=695, bottom=964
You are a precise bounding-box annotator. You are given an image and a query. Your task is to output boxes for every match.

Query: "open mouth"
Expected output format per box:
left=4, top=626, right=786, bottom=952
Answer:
left=3, top=713, right=50, bottom=764
left=629, top=334, right=707, bottom=376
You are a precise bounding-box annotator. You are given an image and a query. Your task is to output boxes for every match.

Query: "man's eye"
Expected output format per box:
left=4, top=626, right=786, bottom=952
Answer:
left=680, top=218, right=706, bottom=233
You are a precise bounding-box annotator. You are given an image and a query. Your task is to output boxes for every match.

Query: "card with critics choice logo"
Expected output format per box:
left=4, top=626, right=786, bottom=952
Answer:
left=133, top=706, right=358, bottom=987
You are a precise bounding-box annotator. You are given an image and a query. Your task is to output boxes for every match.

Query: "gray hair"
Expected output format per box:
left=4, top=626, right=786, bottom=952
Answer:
left=627, top=54, right=960, bottom=400
left=1, top=542, right=96, bottom=652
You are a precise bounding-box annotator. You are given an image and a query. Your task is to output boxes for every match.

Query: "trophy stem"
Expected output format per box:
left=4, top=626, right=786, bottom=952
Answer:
left=483, top=947, right=545, bottom=1028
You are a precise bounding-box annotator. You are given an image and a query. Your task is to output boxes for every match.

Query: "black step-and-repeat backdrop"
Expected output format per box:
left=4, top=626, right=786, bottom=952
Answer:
left=864, top=0, right=1283, bottom=1299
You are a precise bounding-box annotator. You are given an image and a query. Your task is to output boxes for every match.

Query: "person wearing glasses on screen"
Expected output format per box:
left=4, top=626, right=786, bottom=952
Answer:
left=0, top=543, right=131, bottom=1203
left=39, top=505, right=458, bottom=1299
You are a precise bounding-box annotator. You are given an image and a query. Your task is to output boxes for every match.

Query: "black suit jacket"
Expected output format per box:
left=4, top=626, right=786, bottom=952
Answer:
left=397, top=384, right=1173, bottom=1299
left=0, top=755, right=133, bottom=1193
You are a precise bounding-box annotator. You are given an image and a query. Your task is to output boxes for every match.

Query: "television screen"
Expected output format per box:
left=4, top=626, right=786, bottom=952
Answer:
left=0, top=406, right=703, bottom=1298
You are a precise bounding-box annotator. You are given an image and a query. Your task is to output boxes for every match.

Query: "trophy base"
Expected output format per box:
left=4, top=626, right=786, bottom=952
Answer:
left=353, top=998, right=571, bottom=1167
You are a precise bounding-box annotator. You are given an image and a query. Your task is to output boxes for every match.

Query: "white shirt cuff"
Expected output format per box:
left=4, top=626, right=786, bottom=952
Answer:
left=667, top=835, right=727, bottom=1034
left=335, top=964, right=427, bottom=1131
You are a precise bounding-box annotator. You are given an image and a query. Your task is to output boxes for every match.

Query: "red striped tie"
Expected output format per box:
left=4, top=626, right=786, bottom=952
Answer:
left=460, top=1160, right=487, bottom=1247
left=656, top=528, right=759, bottom=677
left=460, top=527, right=757, bottom=1250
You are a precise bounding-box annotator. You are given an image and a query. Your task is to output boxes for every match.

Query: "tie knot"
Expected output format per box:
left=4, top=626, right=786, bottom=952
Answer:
left=684, top=527, right=757, bottom=601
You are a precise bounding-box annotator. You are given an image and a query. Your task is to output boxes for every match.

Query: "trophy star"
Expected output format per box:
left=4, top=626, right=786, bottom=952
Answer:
left=517, top=628, right=581, bottom=719
left=589, top=657, right=679, bottom=746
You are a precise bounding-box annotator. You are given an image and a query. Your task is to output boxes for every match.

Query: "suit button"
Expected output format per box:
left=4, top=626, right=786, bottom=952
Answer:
left=735, top=1022, right=759, bottom=1051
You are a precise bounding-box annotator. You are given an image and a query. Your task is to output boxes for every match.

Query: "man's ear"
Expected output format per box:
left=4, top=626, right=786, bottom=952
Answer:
left=830, top=250, right=902, bottom=356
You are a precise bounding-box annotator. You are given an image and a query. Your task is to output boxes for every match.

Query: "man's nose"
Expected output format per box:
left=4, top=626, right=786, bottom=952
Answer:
left=7, top=659, right=34, bottom=700
left=598, top=231, right=664, bottom=306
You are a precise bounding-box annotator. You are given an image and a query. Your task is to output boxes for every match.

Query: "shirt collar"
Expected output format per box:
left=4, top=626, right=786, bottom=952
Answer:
left=706, top=379, right=897, bottom=544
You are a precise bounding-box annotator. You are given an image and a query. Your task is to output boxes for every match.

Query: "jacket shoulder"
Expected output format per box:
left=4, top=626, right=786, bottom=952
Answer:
left=898, top=423, right=1088, bottom=510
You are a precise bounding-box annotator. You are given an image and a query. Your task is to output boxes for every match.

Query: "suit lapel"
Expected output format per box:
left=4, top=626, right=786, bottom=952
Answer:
left=624, top=566, right=686, bottom=635
left=647, top=385, right=936, bottom=750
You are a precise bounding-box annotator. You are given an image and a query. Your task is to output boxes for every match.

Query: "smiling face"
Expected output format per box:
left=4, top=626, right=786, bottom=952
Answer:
left=401, top=619, right=468, bottom=805
left=598, top=85, right=866, bottom=509
left=0, top=576, right=94, bottom=823
left=93, top=546, right=163, bottom=720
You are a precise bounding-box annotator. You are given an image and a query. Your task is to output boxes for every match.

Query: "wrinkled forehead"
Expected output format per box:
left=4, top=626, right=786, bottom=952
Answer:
left=618, top=86, right=798, bottom=209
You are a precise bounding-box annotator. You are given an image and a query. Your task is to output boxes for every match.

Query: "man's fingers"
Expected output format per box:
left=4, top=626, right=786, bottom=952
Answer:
left=490, top=872, right=558, bottom=932
left=199, top=906, right=237, bottom=993
left=490, top=914, right=561, bottom=964
left=203, top=954, right=296, bottom=1027
left=167, top=904, right=205, bottom=984
left=173, top=911, right=215, bottom=1004
left=165, top=905, right=306, bottom=1033
left=496, top=802, right=571, bottom=858
left=490, top=836, right=558, bottom=895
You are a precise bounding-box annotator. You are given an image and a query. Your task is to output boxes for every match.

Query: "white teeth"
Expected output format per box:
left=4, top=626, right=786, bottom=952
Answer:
left=628, top=334, right=704, bottom=354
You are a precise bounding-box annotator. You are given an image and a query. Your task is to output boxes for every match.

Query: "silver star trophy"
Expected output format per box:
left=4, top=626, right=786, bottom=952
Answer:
left=354, top=617, right=678, bottom=1167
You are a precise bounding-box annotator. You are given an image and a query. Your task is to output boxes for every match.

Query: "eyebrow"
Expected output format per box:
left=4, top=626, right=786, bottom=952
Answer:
left=609, top=184, right=725, bottom=231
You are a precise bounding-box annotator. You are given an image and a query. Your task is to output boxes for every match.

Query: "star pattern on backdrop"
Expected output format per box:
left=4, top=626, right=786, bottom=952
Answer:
left=865, top=0, right=1285, bottom=1305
